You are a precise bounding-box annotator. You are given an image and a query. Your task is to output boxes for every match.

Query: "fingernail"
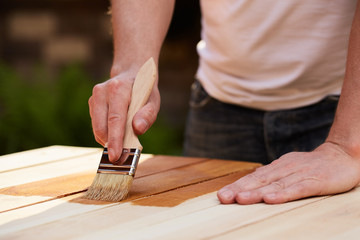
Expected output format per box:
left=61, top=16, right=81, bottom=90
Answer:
left=134, top=118, right=148, bottom=133
left=219, top=189, right=234, bottom=201
left=108, top=148, right=116, bottom=163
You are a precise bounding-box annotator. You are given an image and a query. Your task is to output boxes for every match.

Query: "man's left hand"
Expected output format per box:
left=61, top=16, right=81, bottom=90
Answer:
left=217, top=142, right=360, bottom=204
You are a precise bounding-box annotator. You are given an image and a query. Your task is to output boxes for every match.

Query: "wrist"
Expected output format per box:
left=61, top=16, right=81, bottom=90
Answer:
left=324, top=137, right=360, bottom=160
left=110, top=56, right=158, bottom=78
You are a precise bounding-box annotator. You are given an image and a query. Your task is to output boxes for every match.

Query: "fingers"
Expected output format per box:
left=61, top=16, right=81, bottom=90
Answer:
left=133, top=87, right=160, bottom=135
left=218, top=158, right=293, bottom=204
left=217, top=168, right=276, bottom=204
left=235, top=175, right=322, bottom=204
left=217, top=152, right=324, bottom=204
left=88, top=76, right=132, bottom=162
left=89, top=83, right=108, bottom=146
left=89, top=73, right=160, bottom=163
left=218, top=172, right=322, bottom=205
left=262, top=179, right=322, bottom=204
left=106, top=78, right=132, bottom=162
left=217, top=144, right=360, bottom=205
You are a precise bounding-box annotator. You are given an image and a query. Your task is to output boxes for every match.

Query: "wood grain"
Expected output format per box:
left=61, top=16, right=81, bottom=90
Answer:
left=3, top=146, right=357, bottom=240
left=0, top=179, right=325, bottom=240
left=212, top=186, right=360, bottom=240
left=0, top=154, right=206, bottom=212
left=0, top=152, right=261, bottom=239
left=72, top=159, right=260, bottom=204
left=0, top=146, right=101, bottom=173
left=132, top=171, right=252, bottom=207
left=0, top=152, right=101, bottom=189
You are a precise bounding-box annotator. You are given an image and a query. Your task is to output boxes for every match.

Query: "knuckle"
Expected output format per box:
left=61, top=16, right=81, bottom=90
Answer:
left=108, top=78, right=128, bottom=90
left=247, top=171, right=268, bottom=185
left=107, top=78, right=121, bottom=90
left=293, top=182, right=311, bottom=195
left=107, top=78, right=132, bottom=100
left=92, top=83, right=104, bottom=97
left=271, top=181, right=286, bottom=190
left=108, top=112, right=124, bottom=124
left=270, top=158, right=281, bottom=165
left=142, top=106, right=158, bottom=122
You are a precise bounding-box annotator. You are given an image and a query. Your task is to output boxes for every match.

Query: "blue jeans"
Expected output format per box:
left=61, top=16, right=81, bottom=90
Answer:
left=183, top=80, right=339, bottom=165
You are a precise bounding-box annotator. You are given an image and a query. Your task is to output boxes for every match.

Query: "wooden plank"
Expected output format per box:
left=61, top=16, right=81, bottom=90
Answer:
left=1, top=147, right=357, bottom=239
left=0, top=145, right=102, bottom=173
left=0, top=156, right=206, bottom=198
left=0, top=156, right=206, bottom=228
left=34, top=159, right=259, bottom=206
left=132, top=169, right=247, bottom=207
left=0, top=172, right=95, bottom=212
left=0, top=148, right=265, bottom=239
left=0, top=171, right=258, bottom=238
left=0, top=194, right=118, bottom=237
left=132, top=155, right=208, bottom=178
left=120, top=159, right=261, bottom=202
left=0, top=151, right=101, bottom=189
left=0, top=145, right=101, bottom=212
left=96, top=197, right=325, bottom=239
left=0, top=171, right=325, bottom=240
left=0, top=155, right=206, bottom=212
left=0, top=195, right=50, bottom=213
left=0, top=151, right=166, bottom=189
left=209, top=186, right=360, bottom=240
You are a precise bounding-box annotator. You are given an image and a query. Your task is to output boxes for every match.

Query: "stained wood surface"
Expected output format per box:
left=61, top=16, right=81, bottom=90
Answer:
left=0, top=146, right=359, bottom=240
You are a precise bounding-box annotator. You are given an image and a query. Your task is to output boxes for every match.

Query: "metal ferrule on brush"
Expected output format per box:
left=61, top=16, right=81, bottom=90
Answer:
left=97, top=148, right=141, bottom=176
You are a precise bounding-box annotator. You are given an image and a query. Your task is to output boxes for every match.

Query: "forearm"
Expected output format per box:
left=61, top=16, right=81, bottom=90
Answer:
left=110, top=0, right=175, bottom=77
left=326, top=1, right=360, bottom=158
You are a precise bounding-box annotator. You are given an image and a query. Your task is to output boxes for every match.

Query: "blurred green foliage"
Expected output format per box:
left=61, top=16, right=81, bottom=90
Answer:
left=0, top=63, right=183, bottom=156
left=140, top=117, right=183, bottom=156
left=0, top=63, right=97, bottom=154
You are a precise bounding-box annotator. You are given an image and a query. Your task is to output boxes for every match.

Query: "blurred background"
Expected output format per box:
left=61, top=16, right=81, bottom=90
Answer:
left=0, top=0, right=201, bottom=155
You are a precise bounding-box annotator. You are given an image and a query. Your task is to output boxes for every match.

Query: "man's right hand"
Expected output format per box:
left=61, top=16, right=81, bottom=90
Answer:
left=89, top=0, right=174, bottom=162
left=88, top=70, right=160, bottom=163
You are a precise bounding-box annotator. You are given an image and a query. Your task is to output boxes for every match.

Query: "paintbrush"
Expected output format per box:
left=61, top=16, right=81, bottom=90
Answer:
left=84, top=57, right=157, bottom=201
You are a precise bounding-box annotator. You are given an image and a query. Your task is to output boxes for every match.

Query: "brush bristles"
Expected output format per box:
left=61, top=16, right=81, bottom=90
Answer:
left=84, top=173, right=133, bottom=201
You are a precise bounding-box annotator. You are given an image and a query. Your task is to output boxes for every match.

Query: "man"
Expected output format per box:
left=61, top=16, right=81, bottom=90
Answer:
left=88, top=0, right=360, bottom=205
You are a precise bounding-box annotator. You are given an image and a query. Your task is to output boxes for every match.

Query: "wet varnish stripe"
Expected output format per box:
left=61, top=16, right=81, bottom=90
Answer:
left=0, top=156, right=208, bottom=198
left=0, top=172, right=96, bottom=197
left=120, top=159, right=260, bottom=203
left=0, top=156, right=261, bottom=209
left=132, top=170, right=256, bottom=207
left=69, top=164, right=259, bottom=206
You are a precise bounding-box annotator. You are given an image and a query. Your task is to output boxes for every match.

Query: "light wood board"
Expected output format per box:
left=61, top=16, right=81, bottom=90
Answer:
left=1, top=146, right=359, bottom=240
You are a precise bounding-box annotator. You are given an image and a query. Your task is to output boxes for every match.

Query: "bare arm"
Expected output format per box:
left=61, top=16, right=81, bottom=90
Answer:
left=89, top=0, right=175, bottom=162
left=327, top=2, right=360, bottom=159
left=110, top=0, right=175, bottom=77
left=218, top=1, right=360, bottom=204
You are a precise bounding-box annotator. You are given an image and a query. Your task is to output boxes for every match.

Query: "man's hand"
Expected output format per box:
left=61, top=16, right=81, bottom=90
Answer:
left=88, top=71, right=160, bottom=163
left=217, top=142, right=360, bottom=204
left=88, top=0, right=173, bottom=163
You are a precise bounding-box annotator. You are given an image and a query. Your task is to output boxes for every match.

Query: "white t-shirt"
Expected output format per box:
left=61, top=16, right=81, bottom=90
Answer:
left=196, top=0, right=356, bottom=110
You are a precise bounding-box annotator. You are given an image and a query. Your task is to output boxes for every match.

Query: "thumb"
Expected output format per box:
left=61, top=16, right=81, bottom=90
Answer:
left=133, top=104, right=158, bottom=135
left=132, top=88, right=160, bottom=135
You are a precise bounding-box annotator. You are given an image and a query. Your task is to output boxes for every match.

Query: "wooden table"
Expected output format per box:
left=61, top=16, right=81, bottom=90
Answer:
left=0, top=146, right=359, bottom=240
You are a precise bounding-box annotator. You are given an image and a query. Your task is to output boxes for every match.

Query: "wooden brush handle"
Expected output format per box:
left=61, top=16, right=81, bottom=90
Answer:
left=123, top=57, right=157, bottom=150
